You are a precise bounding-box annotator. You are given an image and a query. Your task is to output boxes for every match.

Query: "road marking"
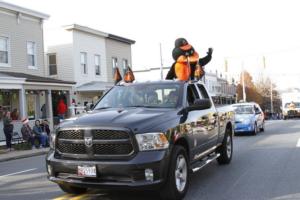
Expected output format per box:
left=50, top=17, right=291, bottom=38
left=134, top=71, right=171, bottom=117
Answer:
left=70, top=194, right=90, bottom=200
left=53, top=194, right=75, bottom=200
left=0, top=168, right=37, bottom=178
left=296, top=138, right=300, bottom=147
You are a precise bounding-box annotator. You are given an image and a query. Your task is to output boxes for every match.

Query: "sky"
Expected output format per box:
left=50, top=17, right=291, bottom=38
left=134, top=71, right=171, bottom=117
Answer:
left=5, top=0, right=300, bottom=90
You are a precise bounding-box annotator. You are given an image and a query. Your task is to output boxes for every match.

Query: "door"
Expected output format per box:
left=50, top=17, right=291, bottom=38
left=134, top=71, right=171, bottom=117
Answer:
left=196, top=84, right=219, bottom=148
left=254, top=104, right=264, bottom=128
left=185, top=83, right=218, bottom=161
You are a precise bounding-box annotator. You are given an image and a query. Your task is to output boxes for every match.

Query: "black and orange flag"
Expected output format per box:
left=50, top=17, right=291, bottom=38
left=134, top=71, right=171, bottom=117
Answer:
left=114, top=67, right=122, bottom=84
left=194, top=63, right=205, bottom=80
left=124, top=66, right=135, bottom=83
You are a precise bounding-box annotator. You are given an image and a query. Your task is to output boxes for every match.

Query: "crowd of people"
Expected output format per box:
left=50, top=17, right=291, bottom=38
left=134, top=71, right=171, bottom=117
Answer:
left=2, top=109, right=50, bottom=151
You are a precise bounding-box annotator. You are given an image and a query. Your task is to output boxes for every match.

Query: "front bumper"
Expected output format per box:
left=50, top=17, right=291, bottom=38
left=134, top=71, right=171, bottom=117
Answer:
left=234, top=123, right=254, bottom=133
left=46, top=149, right=170, bottom=190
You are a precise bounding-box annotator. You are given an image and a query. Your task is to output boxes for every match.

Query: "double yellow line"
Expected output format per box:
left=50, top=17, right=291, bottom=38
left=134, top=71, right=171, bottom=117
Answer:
left=53, top=193, right=90, bottom=200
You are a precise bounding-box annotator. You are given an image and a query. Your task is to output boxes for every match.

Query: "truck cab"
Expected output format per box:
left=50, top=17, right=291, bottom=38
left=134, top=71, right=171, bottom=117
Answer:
left=46, top=80, right=234, bottom=200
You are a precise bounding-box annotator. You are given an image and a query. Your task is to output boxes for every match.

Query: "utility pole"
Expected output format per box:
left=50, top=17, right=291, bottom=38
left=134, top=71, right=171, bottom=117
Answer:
left=263, top=56, right=274, bottom=114
left=159, top=43, right=163, bottom=80
left=242, top=62, right=246, bottom=102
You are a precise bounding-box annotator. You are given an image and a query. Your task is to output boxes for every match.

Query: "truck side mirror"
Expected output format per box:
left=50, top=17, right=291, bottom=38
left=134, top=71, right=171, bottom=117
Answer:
left=187, top=99, right=212, bottom=112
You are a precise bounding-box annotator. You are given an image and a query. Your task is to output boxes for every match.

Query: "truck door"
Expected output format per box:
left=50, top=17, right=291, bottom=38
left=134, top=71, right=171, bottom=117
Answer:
left=185, top=84, right=217, bottom=160
left=196, top=84, right=219, bottom=149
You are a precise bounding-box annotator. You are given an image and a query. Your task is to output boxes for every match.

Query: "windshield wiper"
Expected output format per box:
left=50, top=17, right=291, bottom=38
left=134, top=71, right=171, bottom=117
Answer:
left=94, top=107, right=112, bottom=110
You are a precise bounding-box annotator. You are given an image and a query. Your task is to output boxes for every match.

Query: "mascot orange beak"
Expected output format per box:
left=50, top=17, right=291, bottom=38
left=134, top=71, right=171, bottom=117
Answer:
left=124, top=66, right=135, bottom=83
left=180, top=44, right=192, bottom=51
left=113, top=68, right=122, bottom=85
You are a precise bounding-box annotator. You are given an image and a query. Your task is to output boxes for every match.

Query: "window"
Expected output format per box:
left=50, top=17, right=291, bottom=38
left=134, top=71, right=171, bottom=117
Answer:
left=48, top=54, right=57, bottom=75
left=80, top=52, right=87, bottom=74
left=95, top=55, right=101, bottom=75
left=122, top=59, right=128, bottom=75
left=187, top=84, right=199, bottom=106
left=197, top=84, right=210, bottom=99
left=112, top=57, right=118, bottom=75
left=0, top=37, right=9, bottom=65
left=27, top=41, right=36, bottom=67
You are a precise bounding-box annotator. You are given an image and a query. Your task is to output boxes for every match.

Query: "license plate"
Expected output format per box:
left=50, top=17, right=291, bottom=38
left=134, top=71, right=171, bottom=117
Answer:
left=77, top=165, right=97, bottom=177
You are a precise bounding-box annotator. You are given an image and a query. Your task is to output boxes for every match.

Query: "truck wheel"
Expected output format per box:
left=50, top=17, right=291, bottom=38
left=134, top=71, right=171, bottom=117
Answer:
left=217, top=129, right=233, bottom=165
left=160, top=145, right=189, bottom=200
left=58, top=184, right=87, bottom=194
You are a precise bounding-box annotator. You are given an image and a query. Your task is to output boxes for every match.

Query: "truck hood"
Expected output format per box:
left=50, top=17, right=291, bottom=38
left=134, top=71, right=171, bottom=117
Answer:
left=59, top=107, right=179, bottom=133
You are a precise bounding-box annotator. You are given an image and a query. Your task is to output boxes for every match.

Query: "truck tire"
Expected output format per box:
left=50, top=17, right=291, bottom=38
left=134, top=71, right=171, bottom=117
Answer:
left=216, top=128, right=233, bottom=165
left=160, top=145, right=189, bottom=200
left=58, top=184, right=87, bottom=194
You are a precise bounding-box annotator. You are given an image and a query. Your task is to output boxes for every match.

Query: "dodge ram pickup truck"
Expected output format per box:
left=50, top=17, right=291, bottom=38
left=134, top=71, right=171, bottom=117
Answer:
left=46, top=80, right=234, bottom=200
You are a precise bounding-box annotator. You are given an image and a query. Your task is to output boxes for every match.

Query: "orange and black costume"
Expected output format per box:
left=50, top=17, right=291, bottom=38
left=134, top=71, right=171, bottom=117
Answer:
left=165, top=38, right=213, bottom=81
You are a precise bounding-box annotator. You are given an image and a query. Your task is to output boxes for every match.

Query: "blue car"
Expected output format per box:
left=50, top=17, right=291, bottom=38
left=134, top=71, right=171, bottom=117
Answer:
left=233, top=103, right=265, bottom=135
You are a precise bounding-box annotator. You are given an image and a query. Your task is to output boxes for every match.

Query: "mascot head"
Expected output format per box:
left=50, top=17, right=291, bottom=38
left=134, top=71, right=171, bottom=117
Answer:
left=172, top=38, right=204, bottom=81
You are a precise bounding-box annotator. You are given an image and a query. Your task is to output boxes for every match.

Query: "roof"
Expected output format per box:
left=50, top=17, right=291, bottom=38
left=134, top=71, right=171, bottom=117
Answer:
left=107, top=34, right=135, bottom=44
left=64, top=24, right=135, bottom=44
left=76, top=81, right=114, bottom=92
left=0, top=71, right=75, bottom=85
left=64, top=24, right=108, bottom=38
left=0, top=1, right=49, bottom=19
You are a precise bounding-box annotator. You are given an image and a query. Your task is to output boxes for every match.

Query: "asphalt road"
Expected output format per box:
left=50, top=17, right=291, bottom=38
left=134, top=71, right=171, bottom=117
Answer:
left=1, top=120, right=300, bottom=200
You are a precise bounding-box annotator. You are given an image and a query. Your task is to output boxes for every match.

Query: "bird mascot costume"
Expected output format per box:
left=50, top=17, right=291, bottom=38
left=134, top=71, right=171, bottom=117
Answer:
left=166, top=38, right=213, bottom=81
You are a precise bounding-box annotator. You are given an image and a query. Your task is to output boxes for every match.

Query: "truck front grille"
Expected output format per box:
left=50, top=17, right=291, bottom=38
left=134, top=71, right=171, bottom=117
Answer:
left=56, top=128, right=134, bottom=159
left=58, top=130, right=84, bottom=139
left=93, top=143, right=133, bottom=155
left=57, top=143, right=86, bottom=154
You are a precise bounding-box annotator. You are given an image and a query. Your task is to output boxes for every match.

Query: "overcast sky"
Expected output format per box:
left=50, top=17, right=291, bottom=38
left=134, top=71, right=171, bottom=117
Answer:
left=6, top=0, right=300, bottom=89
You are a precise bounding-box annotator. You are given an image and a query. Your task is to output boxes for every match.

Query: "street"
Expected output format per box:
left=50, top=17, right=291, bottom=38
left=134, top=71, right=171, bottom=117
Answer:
left=1, top=120, right=300, bottom=200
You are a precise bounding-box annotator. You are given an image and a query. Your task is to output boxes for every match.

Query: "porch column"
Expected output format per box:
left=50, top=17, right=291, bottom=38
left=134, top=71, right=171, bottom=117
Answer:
left=19, top=87, right=27, bottom=119
left=46, top=90, right=54, bottom=129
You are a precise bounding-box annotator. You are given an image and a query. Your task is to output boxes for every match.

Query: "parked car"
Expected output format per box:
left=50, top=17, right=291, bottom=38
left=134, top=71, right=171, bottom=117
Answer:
left=46, top=80, right=234, bottom=200
left=233, top=102, right=265, bottom=135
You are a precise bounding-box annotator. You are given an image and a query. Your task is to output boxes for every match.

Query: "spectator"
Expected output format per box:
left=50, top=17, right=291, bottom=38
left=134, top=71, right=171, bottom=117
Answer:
left=41, top=119, right=50, bottom=147
left=33, top=120, right=47, bottom=148
left=41, top=104, right=47, bottom=119
left=21, top=118, right=36, bottom=149
left=57, top=99, right=67, bottom=120
left=11, top=108, right=19, bottom=120
left=3, top=111, right=13, bottom=150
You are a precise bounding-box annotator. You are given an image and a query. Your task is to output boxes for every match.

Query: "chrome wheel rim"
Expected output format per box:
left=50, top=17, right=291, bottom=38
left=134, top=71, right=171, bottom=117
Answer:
left=226, top=136, right=232, bottom=158
left=175, top=154, right=187, bottom=192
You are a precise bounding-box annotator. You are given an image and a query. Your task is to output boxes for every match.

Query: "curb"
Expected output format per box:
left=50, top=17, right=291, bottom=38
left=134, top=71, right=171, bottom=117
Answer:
left=0, top=150, right=48, bottom=163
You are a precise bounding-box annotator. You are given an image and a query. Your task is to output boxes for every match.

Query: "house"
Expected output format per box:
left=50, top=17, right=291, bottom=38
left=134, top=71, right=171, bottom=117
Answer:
left=46, top=24, right=135, bottom=106
left=0, top=1, right=75, bottom=142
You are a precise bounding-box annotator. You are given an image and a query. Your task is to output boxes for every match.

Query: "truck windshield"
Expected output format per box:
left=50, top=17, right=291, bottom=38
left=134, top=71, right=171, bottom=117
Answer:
left=233, top=105, right=254, bottom=114
left=285, top=102, right=300, bottom=108
left=94, top=83, right=182, bottom=109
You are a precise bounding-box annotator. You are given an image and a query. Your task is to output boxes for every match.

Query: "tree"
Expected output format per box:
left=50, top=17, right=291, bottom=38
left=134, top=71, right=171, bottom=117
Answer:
left=236, top=71, right=263, bottom=104
left=255, top=76, right=281, bottom=113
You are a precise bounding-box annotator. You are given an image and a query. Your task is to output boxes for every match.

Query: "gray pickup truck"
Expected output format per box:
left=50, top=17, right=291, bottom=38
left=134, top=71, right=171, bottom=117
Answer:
left=46, top=80, right=234, bottom=200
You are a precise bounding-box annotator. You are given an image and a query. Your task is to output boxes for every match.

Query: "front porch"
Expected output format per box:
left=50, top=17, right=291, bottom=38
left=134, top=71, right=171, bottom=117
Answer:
left=0, top=72, right=75, bottom=143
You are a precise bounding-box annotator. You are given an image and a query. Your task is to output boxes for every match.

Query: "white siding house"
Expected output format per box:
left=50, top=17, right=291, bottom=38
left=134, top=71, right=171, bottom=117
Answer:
left=0, top=1, right=75, bottom=143
left=46, top=24, right=135, bottom=106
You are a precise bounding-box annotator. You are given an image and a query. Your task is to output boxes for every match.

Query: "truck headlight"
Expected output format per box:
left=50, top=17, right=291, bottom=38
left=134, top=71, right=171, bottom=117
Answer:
left=135, top=133, right=169, bottom=151
left=49, top=133, right=56, bottom=149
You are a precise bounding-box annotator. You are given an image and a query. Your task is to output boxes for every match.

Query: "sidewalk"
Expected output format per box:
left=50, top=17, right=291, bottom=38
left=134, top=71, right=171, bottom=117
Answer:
left=0, top=147, right=49, bottom=162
